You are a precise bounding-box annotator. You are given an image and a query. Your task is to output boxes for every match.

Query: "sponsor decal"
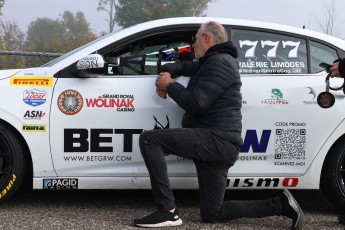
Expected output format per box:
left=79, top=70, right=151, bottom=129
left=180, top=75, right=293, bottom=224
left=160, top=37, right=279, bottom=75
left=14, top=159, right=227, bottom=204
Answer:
left=227, top=177, right=298, bottom=188
left=240, top=125, right=306, bottom=165
left=275, top=128, right=306, bottom=160
left=239, top=40, right=301, bottom=59
left=63, top=155, right=132, bottom=162
left=275, top=122, right=306, bottom=127
left=239, top=62, right=304, bottom=74
left=273, top=122, right=306, bottom=164
left=62, top=127, right=266, bottom=155
left=303, top=87, right=317, bottom=105
left=0, top=174, right=16, bottom=199
left=274, top=161, right=305, bottom=166
left=23, top=69, right=48, bottom=76
left=153, top=115, right=169, bottom=129
left=23, top=89, right=47, bottom=107
left=57, top=90, right=83, bottom=115
left=23, top=110, right=46, bottom=120
left=239, top=130, right=270, bottom=161
left=238, top=155, right=268, bottom=161
left=22, top=124, right=46, bottom=132
left=238, top=39, right=304, bottom=74
left=76, top=54, right=105, bottom=69
left=10, top=76, right=53, bottom=87
left=262, top=88, right=288, bottom=105
left=63, top=116, right=168, bottom=161
left=85, top=94, right=135, bottom=112
left=240, top=130, right=271, bottom=153
left=43, top=179, right=78, bottom=190
left=64, top=128, right=143, bottom=153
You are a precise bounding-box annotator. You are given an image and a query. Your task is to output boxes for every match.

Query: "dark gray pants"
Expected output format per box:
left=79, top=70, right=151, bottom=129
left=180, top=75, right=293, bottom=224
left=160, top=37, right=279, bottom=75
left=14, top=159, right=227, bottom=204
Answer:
left=139, top=128, right=281, bottom=222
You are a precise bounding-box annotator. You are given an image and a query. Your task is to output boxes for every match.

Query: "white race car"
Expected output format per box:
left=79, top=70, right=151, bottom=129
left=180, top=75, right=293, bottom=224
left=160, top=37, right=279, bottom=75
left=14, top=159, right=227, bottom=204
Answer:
left=1, top=17, right=344, bottom=209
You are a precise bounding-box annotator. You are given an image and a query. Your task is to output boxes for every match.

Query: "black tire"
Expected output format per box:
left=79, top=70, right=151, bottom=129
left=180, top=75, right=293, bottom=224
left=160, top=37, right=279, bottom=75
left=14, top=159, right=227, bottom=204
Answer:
left=0, top=123, right=26, bottom=202
left=321, top=140, right=345, bottom=209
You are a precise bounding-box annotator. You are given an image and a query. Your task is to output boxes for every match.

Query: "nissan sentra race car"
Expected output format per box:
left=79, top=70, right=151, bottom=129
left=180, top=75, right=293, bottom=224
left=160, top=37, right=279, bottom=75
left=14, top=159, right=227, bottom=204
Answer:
left=1, top=17, right=345, bottom=209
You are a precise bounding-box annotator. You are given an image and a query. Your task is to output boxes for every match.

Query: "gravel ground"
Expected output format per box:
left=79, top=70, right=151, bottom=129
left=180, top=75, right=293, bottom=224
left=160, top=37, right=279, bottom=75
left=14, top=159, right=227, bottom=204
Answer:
left=0, top=189, right=343, bottom=230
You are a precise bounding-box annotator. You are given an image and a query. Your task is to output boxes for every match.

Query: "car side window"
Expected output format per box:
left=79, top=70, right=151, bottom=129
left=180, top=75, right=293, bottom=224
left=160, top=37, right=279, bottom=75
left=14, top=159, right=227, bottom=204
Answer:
left=231, top=29, right=308, bottom=75
left=103, top=31, right=196, bottom=76
left=310, top=41, right=338, bottom=73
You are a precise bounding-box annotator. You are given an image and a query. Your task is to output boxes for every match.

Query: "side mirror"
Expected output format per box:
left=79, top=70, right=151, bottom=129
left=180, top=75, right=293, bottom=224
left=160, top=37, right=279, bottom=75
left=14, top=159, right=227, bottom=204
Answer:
left=76, top=54, right=106, bottom=75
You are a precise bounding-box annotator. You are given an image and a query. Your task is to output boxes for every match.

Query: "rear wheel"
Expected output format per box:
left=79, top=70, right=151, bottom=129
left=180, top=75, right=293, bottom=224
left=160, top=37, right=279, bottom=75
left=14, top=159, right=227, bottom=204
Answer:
left=0, top=124, right=26, bottom=202
left=321, top=140, right=345, bottom=209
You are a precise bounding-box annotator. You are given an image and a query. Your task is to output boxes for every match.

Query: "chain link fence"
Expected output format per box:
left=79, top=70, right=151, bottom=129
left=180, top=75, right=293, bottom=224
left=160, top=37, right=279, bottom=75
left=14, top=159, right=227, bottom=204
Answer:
left=0, top=50, right=63, bottom=70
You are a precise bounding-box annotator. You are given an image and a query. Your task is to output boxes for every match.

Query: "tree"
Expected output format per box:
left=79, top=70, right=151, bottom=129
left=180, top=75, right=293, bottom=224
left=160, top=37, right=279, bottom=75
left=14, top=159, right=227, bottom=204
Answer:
left=116, top=0, right=211, bottom=28
left=25, top=18, right=65, bottom=53
left=98, top=0, right=212, bottom=31
left=0, top=21, right=26, bottom=69
left=98, top=0, right=117, bottom=33
left=317, top=0, right=341, bottom=38
left=60, top=11, right=97, bottom=50
left=0, top=0, right=4, bottom=16
left=0, top=21, right=24, bottom=51
left=191, top=0, right=210, bottom=16
left=25, top=11, right=97, bottom=53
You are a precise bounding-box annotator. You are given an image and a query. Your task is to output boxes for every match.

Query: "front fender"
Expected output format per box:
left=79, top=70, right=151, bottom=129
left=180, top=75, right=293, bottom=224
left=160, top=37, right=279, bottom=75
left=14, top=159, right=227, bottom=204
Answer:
left=0, top=104, right=56, bottom=178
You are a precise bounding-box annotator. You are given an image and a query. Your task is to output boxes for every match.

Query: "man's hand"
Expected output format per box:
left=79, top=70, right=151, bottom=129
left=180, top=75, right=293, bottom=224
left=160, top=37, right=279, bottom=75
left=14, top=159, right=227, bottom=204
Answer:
left=330, top=62, right=340, bottom=77
left=155, top=72, right=175, bottom=99
left=156, top=86, right=167, bottom=99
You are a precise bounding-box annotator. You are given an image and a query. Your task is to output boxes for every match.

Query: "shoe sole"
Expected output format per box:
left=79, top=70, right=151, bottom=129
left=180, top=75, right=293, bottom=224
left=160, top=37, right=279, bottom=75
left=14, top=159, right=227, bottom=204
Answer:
left=135, top=219, right=183, bottom=228
left=283, top=189, right=305, bottom=230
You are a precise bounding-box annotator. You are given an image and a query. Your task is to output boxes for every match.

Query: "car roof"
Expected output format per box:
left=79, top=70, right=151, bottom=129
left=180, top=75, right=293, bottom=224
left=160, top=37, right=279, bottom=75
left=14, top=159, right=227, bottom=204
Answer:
left=48, top=17, right=345, bottom=68
left=136, top=17, right=345, bottom=45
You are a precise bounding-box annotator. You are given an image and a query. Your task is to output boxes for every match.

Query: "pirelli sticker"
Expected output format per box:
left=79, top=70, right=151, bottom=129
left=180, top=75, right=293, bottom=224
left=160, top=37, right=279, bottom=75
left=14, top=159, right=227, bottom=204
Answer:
left=10, top=77, right=53, bottom=87
left=22, top=124, right=46, bottom=132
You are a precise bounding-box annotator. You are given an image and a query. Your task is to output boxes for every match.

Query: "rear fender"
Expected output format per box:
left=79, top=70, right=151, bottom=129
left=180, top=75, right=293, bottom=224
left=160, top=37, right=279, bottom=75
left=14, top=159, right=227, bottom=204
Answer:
left=303, top=118, right=345, bottom=188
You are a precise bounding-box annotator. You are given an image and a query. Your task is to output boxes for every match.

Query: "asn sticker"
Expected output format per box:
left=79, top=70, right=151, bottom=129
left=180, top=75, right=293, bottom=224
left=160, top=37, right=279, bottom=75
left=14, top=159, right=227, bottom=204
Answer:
left=22, top=124, right=46, bottom=132
left=10, top=76, right=53, bottom=87
left=23, top=110, right=46, bottom=120
left=23, top=89, right=47, bottom=107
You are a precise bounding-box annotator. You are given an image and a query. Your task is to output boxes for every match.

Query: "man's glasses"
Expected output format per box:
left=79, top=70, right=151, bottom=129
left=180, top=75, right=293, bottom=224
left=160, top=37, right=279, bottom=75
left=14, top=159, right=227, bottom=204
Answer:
left=192, top=34, right=206, bottom=44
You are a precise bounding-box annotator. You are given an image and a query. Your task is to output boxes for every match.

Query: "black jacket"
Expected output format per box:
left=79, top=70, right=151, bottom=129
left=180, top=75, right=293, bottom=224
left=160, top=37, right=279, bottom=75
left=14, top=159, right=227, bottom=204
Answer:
left=338, top=58, right=345, bottom=77
left=161, top=41, right=243, bottom=147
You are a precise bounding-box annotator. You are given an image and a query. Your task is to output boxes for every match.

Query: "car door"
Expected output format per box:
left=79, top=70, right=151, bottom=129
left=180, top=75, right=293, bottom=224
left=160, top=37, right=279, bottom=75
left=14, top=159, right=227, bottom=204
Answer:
left=230, top=28, right=342, bottom=179
left=49, top=27, right=198, bottom=177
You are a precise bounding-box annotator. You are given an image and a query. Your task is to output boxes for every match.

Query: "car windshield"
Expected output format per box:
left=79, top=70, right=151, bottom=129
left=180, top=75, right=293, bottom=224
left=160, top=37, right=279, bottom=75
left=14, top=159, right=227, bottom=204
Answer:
left=41, top=31, right=119, bottom=67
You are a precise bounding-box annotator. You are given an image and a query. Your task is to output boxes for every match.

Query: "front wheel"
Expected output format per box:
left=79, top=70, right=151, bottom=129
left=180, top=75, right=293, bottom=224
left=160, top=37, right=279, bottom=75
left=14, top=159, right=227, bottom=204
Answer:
left=321, top=140, right=345, bottom=209
left=0, top=124, right=26, bottom=202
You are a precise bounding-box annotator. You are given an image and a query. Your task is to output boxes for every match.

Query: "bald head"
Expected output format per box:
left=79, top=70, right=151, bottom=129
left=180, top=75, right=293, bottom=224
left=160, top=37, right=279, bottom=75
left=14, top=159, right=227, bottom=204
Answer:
left=193, top=21, right=229, bottom=59
left=200, top=21, right=228, bottom=45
